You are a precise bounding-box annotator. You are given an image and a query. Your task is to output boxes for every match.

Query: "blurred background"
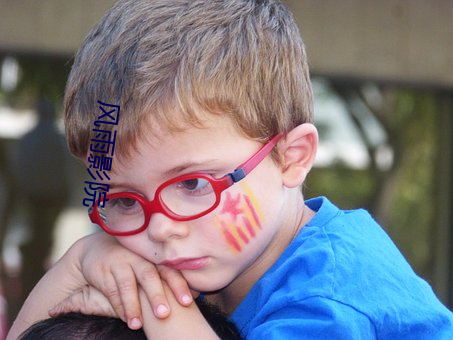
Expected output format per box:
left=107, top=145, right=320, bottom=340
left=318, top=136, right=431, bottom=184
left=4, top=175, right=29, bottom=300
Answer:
left=0, top=0, right=452, bottom=336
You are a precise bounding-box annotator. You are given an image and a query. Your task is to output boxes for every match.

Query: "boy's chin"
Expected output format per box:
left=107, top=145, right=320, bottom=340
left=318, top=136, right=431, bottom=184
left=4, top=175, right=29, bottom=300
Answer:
left=185, top=276, right=231, bottom=294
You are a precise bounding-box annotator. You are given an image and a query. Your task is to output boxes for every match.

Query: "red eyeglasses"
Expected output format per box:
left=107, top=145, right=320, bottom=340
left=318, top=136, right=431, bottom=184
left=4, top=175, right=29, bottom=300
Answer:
left=89, top=134, right=282, bottom=236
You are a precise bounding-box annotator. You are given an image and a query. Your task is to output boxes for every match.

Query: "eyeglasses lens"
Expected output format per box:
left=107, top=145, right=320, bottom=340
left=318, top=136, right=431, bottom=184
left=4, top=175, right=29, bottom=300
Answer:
left=97, top=176, right=217, bottom=233
left=98, top=197, right=145, bottom=233
left=160, top=177, right=217, bottom=216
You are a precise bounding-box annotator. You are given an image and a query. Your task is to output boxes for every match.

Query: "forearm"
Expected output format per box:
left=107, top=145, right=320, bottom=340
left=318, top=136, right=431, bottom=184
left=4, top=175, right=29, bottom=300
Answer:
left=7, top=236, right=88, bottom=339
left=140, top=285, right=219, bottom=340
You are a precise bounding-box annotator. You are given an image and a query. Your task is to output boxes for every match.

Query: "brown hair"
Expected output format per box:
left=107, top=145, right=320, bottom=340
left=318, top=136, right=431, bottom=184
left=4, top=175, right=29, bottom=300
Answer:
left=64, top=0, right=313, bottom=162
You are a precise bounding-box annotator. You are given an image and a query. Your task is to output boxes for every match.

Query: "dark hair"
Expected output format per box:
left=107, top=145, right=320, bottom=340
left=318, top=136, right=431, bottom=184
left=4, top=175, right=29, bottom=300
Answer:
left=19, top=313, right=146, bottom=340
left=19, top=299, right=242, bottom=340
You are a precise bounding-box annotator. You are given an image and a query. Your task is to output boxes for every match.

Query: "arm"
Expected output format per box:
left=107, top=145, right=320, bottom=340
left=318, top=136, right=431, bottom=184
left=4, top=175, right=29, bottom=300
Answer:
left=26, top=284, right=220, bottom=340
left=47, top=283, right=220, bottom=339
left=140, top=284, right=219, bottom=340
left=73, top=233, right=193, bottom=323
left=7, top=239, right=87, bottom=340
left=7, top=232, right=192, bottom=338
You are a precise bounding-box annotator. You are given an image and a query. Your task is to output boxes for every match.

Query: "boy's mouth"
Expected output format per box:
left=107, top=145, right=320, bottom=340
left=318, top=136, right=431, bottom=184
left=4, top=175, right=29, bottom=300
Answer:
left=160, top=257, right=210, bottom=271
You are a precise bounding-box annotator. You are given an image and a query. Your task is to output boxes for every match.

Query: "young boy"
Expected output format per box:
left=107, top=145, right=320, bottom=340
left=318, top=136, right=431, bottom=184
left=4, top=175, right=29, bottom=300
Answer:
left=8, top=0, right=453, bottom=339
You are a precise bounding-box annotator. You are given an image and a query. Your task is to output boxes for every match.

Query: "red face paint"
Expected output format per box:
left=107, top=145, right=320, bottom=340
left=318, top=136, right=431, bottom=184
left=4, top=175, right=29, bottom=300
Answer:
left=217, top=188, right=263, bottom=253
left=221, top=192, right=243, bottom=221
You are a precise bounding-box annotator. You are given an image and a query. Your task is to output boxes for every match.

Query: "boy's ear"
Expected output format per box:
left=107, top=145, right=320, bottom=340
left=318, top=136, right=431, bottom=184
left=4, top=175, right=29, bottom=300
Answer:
left=278, top=123, right=318, bottom=188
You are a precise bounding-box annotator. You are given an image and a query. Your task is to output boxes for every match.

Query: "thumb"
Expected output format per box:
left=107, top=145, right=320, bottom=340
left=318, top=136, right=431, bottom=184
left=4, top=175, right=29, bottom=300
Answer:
left=49, top=285, right=117, bottom=318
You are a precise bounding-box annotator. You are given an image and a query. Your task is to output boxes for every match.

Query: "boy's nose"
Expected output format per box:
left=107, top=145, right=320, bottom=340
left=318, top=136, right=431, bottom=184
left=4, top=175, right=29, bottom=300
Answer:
left=146, top=213, right=190, bottom=242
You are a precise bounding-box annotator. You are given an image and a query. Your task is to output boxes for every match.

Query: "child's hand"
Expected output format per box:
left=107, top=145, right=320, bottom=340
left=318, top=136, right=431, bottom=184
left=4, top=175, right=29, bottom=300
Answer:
left=140, top=283, right=219, bottom=339
left=49, top=285, right=117, bottom=319
left=69, top=232, right=193, bottom=328
left=49, top=284, right=218, bottom=338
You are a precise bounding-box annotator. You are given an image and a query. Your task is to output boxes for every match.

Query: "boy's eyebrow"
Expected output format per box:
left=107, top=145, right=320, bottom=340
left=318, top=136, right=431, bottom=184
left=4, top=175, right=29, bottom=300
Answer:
left=107, top=182, right=133, bottom=191
left=107, top=159, right=224, bottom=191
left=163, top=159, right=223, bottom=177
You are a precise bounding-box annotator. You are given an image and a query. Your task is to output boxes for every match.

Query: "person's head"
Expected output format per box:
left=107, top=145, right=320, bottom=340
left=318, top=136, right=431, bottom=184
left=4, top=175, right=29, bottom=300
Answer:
left=65, top=0, right=318, bottom=293
left=19, top=313, right=147, bottom=340
left=19, top=300, right=242, bottom=339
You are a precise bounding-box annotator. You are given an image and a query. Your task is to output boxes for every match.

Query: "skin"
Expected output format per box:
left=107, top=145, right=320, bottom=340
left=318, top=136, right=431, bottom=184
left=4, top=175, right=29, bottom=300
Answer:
left=7, top=232, right=194, bottom=338
left=103, top=114, right=318, bottom=314
left=216, top=185, right=264, bottom=254
left=51, top=285, right=220, bottom=340
left=7, top=113, right=318, bottom=338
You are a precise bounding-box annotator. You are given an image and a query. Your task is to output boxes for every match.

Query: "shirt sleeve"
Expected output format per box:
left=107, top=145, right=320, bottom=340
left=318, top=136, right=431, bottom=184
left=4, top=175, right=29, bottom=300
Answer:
left=246, top=296, right=376, bottom=339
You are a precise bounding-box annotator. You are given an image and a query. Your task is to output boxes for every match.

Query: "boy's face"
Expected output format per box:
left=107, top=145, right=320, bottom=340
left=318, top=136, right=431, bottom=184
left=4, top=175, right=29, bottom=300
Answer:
left=100, top=114, right=290, bottom=293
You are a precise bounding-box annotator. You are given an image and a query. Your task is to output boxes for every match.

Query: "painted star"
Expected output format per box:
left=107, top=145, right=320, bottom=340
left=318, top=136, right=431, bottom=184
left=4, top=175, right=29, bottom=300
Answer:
left=221, top=192, right=243, bottom=222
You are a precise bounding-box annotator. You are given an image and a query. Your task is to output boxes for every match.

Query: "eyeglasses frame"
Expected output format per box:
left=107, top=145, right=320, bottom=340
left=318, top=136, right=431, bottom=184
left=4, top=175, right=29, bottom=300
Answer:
left=89, top=134, right=283, bottom=236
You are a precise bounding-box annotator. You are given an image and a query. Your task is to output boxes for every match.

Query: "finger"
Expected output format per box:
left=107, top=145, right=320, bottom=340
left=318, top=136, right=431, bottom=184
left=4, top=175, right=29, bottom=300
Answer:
left=133, top=263, right=171, bottom=319
left=98, top=271, right=127, bottom=322
left=49, top=286, right=116, bottom=318
left=157, top=265, right=193, bottom=306
left=111, top=264, right=143, bottom=329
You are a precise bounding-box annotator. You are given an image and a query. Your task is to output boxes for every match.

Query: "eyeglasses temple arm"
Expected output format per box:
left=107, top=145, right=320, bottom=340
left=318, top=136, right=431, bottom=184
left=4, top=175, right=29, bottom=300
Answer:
left=229, top=133, right=283, bottom=183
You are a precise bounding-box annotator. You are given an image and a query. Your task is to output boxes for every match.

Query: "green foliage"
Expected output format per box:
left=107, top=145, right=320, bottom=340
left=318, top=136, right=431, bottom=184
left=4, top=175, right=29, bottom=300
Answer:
left=307, top=86, right=440, bottom=284
left=305, top=166, right=376, bottom=210
left=383, top=92, right=438, bottom=280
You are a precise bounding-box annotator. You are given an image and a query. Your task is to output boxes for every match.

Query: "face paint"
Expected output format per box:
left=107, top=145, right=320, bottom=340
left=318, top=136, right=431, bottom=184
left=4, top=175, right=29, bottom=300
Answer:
left=216, top=183, right=264, bottom=253
left=220, top=192, right=243, bottom=222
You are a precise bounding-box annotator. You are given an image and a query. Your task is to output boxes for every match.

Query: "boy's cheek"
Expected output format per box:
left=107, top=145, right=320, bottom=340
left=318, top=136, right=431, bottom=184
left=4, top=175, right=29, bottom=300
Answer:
left=215, top=183, right=264, bottom=254
left=115, top=235, right=156, bottom=263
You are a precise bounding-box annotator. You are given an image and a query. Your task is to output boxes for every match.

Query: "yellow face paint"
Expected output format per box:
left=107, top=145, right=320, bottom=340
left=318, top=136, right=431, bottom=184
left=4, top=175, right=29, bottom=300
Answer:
left=216, top=183, right=264, bottom=253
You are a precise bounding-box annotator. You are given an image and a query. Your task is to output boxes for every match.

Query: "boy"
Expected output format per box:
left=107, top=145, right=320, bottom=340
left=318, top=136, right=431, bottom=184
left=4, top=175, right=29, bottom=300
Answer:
left=8, top=0, right=453, bottom=338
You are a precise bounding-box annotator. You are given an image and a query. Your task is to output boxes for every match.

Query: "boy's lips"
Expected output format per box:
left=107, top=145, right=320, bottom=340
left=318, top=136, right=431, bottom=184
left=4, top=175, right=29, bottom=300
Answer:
left=160, top=257, right=209, bottom=271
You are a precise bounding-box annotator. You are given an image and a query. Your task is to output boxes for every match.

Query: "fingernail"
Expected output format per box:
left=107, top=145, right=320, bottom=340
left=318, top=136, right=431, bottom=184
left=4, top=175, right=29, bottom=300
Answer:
left=156, top=304, right=169, bottom=317
left=129, top=317, right=142, bottom=329
left=181, top=294, right=192, bottom=305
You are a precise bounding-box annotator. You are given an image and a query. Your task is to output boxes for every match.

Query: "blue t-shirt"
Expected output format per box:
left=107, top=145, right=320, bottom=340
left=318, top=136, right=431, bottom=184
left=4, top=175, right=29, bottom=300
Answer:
left=230, top=197, right=453, bottom=339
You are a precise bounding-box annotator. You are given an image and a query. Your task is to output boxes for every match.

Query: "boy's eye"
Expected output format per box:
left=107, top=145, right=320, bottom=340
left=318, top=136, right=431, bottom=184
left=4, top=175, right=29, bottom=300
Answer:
left=107, top=197, right=141, bottom=213
left=174, top=177, right=213, bottom=196
left=180, top=178, right=207, bottom=191
left=115, top=197, right=137, bottom=207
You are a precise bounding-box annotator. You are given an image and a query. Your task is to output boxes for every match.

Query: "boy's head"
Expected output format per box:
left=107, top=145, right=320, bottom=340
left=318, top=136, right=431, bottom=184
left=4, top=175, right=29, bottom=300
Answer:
left=65, top=0, right=318, bottom=295
left=64, top=0, right=313, bottom=163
